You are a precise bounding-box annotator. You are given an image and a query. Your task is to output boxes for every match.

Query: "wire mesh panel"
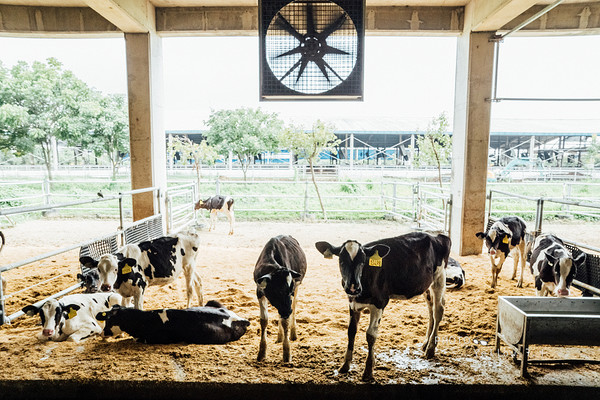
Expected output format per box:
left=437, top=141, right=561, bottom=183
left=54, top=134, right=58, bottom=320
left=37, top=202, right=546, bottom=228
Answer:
left=78, top=235, right=119, bottom=275
left=565, top=243, right=600, bottom=297
left=124, top=215, right=164, bottom=245
left=260, top=0, right=364, bottom=100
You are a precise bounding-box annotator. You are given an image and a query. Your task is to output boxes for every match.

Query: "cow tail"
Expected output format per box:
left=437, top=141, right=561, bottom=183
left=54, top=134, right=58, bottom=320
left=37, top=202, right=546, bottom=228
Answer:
left=227, top=198, right=234, bottom=211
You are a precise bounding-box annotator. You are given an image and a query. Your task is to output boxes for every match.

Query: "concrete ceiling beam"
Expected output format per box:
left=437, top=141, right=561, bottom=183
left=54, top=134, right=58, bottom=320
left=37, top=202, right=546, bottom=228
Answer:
left=471, top=0, right=539, bottom=31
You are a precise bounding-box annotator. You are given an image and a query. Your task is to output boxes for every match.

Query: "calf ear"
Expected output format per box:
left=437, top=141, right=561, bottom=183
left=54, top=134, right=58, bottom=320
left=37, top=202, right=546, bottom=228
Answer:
left=573, top=252, right=586, bottom=267
left=289, top=270, right=302, bottom=280
left=365, top=244, right=390, bottom=259
left=257, top=274, right=271, bottom=290
left=544, top=251, right=558, bottom=266
left=315, top=242, right=341, bottom=259
left=64, top=304, right=81, bottom=320
left=119, top=258, right=137, bottom=274
left=22, top=305, right=39, bottom=316
left=79, top=256, right=98, bottom=269
left=475, top=232, right=486, bottom=240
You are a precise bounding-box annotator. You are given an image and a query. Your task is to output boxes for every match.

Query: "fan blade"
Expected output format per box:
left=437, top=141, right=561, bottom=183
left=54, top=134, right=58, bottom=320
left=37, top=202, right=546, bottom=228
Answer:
left=275, top=46, right=303, bottom=58
left=279, top=58, right=303, bottom=82
left=320, top=12, right=347, bottom=39
left=306, top=2, right=316, bottom=36
left=314, top=59, right=331, bottom=83
left=321, top=59, right=345, bottom=82
left=275, top=12, right=304, bottom=42
left=295, top=58, right=310, bottom=83
left=322, top=44, right=350, bottom=56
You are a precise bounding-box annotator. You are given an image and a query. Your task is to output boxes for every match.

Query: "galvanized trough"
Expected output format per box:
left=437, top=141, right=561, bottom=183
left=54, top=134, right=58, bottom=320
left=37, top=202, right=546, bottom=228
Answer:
left=495, top=296, right=600, bottom=377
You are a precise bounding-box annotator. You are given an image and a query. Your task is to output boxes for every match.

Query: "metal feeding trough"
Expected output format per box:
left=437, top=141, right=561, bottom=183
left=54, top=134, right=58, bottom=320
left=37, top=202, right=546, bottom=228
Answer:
left=495, top=296, right=600, bottom=377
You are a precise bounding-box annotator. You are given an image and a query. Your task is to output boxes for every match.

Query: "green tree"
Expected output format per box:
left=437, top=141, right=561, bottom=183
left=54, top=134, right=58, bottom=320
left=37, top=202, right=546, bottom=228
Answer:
left=170, top=135, right=219, bottom=190
left=584, top=134, right=600, bottom=168
left=415, top=113, right=452, bottom=187
left=82, top=93, right=130, bottom=180
left=204, top=108, right=282, bottom=181
left=279, top=120, right=340, bottom=220
left=0, top=58, right=96, bottom=181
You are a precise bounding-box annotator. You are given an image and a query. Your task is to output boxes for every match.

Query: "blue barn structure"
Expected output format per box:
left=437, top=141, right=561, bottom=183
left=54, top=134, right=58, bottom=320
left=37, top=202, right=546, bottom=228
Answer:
left=167, top=117, right=599, bottom=168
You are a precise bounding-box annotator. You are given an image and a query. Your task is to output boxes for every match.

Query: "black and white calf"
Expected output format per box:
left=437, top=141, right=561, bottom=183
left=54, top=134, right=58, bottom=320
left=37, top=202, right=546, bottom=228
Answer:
left=96, top=300, right=249, bottom=344
left=446, top=257, right=466, bottom=289
left=529, top=234, right=586, bottom=297
left=254, top=235, right=307, bottom=363
left=476, top=216, right=527, bottom=288
left=195, top=195, right=235, bottom=235
left=22, top=292, right=123, bottom=342
left=80, top=232, right=203, bottom=310
left=77, top=269, right=100, bottom=293
left=316, top=232, right=451, bottom=381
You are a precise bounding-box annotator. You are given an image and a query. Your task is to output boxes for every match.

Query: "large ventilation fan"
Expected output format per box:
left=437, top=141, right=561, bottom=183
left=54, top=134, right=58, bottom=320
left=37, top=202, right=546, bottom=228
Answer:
left=260, top=0, right=364, bottom=100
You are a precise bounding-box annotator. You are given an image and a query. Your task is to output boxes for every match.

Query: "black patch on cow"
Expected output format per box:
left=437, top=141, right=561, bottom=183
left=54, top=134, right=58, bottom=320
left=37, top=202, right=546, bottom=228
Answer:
left=144, top=265, right=154, bottom=280
left=93, top=298, right=98, bottom=303
left=192, top=247, right=198, bottom=252
left=180, top=249, right=185, bottom=257
left=138, top=236, right=179, bottom=279
left=104, top=300, right=109, bottom=308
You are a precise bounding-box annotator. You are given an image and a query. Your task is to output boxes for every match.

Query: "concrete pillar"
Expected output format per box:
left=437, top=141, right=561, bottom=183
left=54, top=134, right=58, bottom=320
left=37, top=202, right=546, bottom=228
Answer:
left=450, top=22, right=495, bottom=255
left=125, top=32, right=166, bottom=221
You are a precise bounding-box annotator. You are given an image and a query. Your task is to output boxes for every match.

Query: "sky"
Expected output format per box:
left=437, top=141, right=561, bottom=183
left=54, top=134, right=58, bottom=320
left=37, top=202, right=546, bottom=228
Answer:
left=0, top=34, right=599, bottom=132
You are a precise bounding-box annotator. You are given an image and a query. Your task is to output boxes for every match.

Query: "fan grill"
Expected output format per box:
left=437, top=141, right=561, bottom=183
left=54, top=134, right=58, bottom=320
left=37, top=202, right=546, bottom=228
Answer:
left=260, top=0, right=364, bottom=100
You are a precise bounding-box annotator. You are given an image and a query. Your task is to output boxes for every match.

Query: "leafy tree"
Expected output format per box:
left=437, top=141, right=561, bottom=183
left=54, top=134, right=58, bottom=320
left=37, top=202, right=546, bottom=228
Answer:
left=279, top=120, right=340, bottom=220
left=0, top=58, right=95, bottom=181
left=584, top=134, right=600, bottom=168
left=415, top=113, right=451, bottom=187
left=204, top=108, right=282, bottom=181
left=82, top=93, right=130, bottom=180
left=170, top=135, right=219, bottom=190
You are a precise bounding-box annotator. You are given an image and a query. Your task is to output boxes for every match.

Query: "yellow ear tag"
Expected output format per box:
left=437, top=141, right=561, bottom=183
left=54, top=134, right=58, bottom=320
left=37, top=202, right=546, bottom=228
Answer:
left=67, top=308, right=77, bottom=320
left=369, top=251, right=383, bottom=267
left=502, top=237, right=509, bottom=244
left=121, top=264, right=132, bottom=274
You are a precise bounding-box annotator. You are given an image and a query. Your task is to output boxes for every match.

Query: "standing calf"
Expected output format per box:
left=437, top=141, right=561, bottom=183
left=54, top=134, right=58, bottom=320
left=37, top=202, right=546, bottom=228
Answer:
left=80, top=232, right=203, bottom=310
left=530, top=234, right=586, bottom=297
left=316, top=232, right=451, bottom=381
left=195, top=195, right=235, bottom=235
left=476, top=216, right=527, bottom=288
left=254, top=235, right=306, bottom=363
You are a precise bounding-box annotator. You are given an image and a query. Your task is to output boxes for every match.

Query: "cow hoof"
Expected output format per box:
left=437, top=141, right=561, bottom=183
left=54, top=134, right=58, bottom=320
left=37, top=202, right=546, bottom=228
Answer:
left=424, top=347, right=436, bottom=359
left=516, top=280, right=523, bottom=288
left=339, top=362, right=351, bottom=374
left=290, top=331, right=297, bottom=341
left=361, top=372, right=374, bottom=382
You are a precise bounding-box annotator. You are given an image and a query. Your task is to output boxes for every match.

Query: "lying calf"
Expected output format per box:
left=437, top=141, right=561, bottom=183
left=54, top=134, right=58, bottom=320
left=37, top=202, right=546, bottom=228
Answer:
left=446, top=257, right=466, bottom=289
left=23, top=292, right=123, bottom=342
left=96, top=300, right=250, bottom=344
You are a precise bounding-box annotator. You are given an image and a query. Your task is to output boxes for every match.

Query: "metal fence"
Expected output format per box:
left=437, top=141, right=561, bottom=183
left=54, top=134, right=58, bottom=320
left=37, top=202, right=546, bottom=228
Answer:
left=486, top=189, right=600, bottom=296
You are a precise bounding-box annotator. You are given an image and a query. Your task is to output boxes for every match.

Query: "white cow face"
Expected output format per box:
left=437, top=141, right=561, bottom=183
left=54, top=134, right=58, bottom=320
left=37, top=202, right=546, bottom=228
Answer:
left=80, top=254, right=120, bottom=292
left=22, top=299, right=80, bottom=340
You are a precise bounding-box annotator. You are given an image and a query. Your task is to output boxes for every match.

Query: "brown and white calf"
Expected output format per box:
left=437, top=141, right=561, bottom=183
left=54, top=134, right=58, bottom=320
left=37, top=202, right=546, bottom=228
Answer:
left=80, top=232, right=203, bottom=310
left=476, top=216, right=527, bottom=288
left=316, top=232, right=451, bottom=381
left=195, top=195, right=235, bottom=235
left=22, top=292, right=123, bottom=342
left=254, top=235, right=306, bottom=363
left=530, top=234, right=586, bottom=297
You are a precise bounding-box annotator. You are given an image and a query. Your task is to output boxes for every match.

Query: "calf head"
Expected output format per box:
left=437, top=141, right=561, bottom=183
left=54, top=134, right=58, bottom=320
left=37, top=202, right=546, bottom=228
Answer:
left=80, top=254, right=123, bottom=292
left=542, top=251, right=586, bottom=297
left=23, top=299, right=81, bottom=340
left=476, top=227, right=511, bottom=257
left=315, top=240, right=390, bottom=297
left=194, top=199, right=209, bottom=210
left=96, top=305, right=123, bottom=337
left=256, top=268, right=301, bottom=319
left=77, top=269, right=100, bottom=293
left=205, top=300, right=250, bottom=340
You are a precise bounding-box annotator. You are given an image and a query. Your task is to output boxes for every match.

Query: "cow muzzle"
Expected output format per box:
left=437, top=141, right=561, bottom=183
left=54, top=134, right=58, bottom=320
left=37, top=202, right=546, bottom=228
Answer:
left=557, top=288, right=569, bottom=297
left=101, top=284, right=113, bottom=292
left=489, top=248, right=497, bottom=256
left=345, top=284, right=361, bottom=297
left=42, top=329, right=54, bottom=337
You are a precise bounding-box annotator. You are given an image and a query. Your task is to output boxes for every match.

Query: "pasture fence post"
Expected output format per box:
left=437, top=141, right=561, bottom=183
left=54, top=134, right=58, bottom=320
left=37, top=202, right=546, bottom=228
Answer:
left=392, top=183, right=397, bottom=213
left=534, top=198, right=545, bottom=235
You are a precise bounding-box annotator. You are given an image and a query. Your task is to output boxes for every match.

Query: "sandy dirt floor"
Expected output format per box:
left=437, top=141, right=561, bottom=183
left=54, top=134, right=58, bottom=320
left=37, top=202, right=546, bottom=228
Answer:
left=0, top=218, right=599, bottom=386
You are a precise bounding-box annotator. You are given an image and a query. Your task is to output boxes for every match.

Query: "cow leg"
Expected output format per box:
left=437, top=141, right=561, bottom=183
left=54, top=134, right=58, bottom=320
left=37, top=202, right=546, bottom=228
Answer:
left=276, top=319, right=284, bottom=343
left=257, top=296, right=269, bottom=361
left=516, top=242, right=525, bottom=288
left=226, top=209, right=234, bottom=235
left=183, top=266, right=203, bottom=308
left=193, top=270, right=204, bottom=306
left=339, top=307, right=362, bottom=374
left=133, top=288, right=145, bottom=310
left=490, top=253, right=505, bottom=288
left=423, top=265, right=446, bottom=358
left=290, top=287, right=299, bottom=341
left=281, top=317, right=291, bottom=363
left=209, top=210, right=217, bottom=231
left=362, top=305, right=383, bottom=381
